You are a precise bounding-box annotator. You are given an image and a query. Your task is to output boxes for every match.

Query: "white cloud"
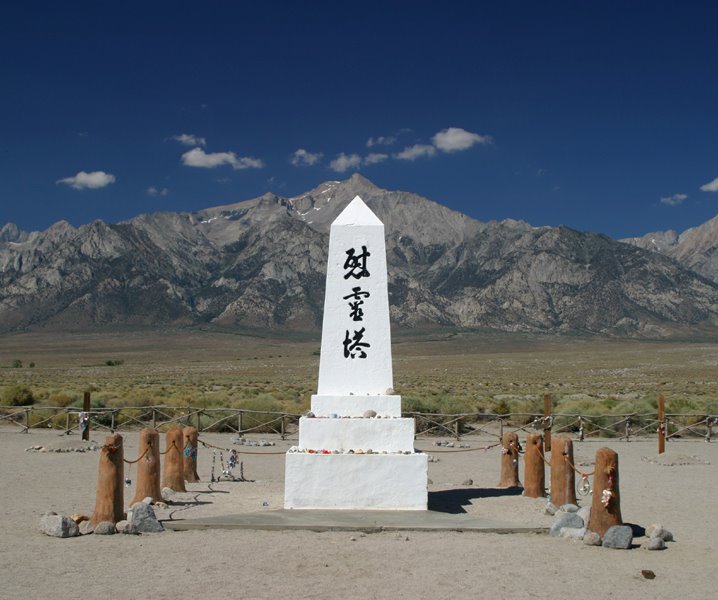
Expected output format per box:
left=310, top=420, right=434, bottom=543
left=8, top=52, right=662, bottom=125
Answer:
left=56, top=170, right=116, bottom=190
left=660, top=193, right=688, bottom=206
left=432, top=127, right=493, bottom=152
left=700, top=177, right=718, bottom=192
left=146, top=186, right=169, bottom=197
left=290, top=148, right=323, bottom=167
left=329, top=153, right=362, bottom=173
left=364, top=152, right=388, bottom=165
left=171, top=133, right=207, bottom=147
left=366, top=135, right=396, bottom=148
left=181, top=147, right=264, bottom=170
left=394, top=144, right=437, bottom=161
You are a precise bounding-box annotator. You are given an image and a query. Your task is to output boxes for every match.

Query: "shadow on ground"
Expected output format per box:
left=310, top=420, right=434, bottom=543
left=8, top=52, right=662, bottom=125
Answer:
left=429, top=487, right=524, bottom=514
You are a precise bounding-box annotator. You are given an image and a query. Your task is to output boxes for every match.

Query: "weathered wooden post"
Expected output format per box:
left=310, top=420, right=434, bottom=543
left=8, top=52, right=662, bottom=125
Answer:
left=523, top=432, right=545, bottom=497
left=82, top=391, right=91, bottom=441
left=130, top=428, right=162, bottom=505
left=658, top=393, right=665, bottom=454
left=550, top=434, right=577, bottom=507
left=90, top=433, right=124, bottom=525
left=498, top=432, right=522, bottom=488
left=182, top=426, right=200, bottom=483
left=543, top=394, right=552, bottom=451
left=587, top=447, right=622, bottom=537
left=162, top=428, right=186, bottom=492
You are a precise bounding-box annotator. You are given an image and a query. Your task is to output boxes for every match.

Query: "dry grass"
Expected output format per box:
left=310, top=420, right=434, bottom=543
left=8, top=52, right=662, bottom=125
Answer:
left=1, top=328, right=717, bottom=417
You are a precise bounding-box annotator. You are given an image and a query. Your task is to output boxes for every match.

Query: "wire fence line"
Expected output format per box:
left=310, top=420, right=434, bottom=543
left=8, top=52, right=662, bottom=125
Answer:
left=1, top=404, right=716, bottom=443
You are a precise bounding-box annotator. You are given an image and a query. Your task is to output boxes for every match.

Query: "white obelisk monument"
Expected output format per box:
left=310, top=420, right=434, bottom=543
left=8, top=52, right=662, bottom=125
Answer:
left=284, top=196, right=428, bottom=510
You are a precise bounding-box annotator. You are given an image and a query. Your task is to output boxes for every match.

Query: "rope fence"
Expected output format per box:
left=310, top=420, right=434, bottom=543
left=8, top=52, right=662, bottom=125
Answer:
left=1, top=403, right=716, bottom=447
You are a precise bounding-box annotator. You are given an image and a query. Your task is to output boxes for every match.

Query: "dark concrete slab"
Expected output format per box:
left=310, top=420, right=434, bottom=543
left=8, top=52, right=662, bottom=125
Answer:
left=163, top=510, right=548, bottom=534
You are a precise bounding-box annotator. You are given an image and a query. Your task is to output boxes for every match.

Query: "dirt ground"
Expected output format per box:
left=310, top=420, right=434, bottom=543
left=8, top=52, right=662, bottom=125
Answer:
left=1, top=428, right=716, bottom=600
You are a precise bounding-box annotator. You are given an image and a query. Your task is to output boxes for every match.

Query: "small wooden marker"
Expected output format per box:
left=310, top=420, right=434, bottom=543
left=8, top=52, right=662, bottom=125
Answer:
left=498, top=432, right=522, bottom=488
left=182, top=426, right=200, bottom=483
left=130, top=428, right=162, bottom=505
left=587, top=447, right=622, bottom=537
left=550, top=434, right=577, bottom=507
left=162, top=428, right=187, bottom=492
left=523, top=432, right=545, bottom=497
left=90, top=433, right=124, bottom=525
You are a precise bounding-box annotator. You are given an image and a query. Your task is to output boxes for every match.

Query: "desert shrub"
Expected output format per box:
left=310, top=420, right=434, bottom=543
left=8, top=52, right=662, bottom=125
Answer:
left=11, top=359, right=22, bottom=368
left=48, top=393, right=76, bottom=408
left=2, top=385, right=35, bottom=406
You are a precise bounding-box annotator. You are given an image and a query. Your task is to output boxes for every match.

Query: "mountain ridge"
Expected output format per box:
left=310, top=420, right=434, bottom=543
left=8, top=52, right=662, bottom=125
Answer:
left=1, top=174, right=717, bottom=337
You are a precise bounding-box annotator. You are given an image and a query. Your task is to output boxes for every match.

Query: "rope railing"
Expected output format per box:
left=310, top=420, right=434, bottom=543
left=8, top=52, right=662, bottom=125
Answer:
left=0, top=404, right=715, bottom=444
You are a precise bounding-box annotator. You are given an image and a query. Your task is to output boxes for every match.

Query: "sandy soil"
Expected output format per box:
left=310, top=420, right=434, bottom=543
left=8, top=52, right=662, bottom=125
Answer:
left=1, top=428, right=716, bottom=600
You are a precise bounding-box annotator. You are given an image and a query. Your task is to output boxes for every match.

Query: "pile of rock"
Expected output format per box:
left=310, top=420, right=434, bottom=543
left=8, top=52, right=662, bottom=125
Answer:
left=547, top=502, right=673, bottom=550
left=39, top=498, right=166, bottom=538
left=231, top=437, right=275, bottom=447
left=26, top=441, right=100, bottom=453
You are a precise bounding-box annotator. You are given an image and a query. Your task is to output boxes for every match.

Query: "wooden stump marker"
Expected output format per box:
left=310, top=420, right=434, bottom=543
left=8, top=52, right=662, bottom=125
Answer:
left=498, top=432, right=522, bottom=488
left=182, top=426, right=200, bottom=483
left=587, top=447, right=622, bottom=537
left=523, top=432, right=545, bottom=497
left=90, top=433, right=124, bottom=525
left=130, top=428, right=162, bottom=505
left=162, top=428, right=187, bottom=492
left=550, top=434, right=577, bottom=507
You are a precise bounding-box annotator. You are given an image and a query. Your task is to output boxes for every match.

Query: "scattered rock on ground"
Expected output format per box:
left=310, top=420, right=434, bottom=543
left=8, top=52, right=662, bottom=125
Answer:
left=130, top=502, right=164, bottom=533
left=559, top=527, right=586, bottom=540
left=602, top=525, right=633, bottom=549
left=642, top=537, right=666, bottom=550
left=559, top=504, right=579, bottom=513
left=545, top=502, right=557, bottom=516
left=583, top=531, right=602, bottom=546
left=39, top=513, right=79, bottom=538
left=462, top=479, right=473, bottom=486
left=549, top=512, right=584, bottom=537
left=79, top=521, right=95, bottom=535
left=93, top=521, right=117, bottom=535
left=116, top=520, right=138, bottom=534
left=647, top=523, right=674, bottom=541
left=70, top=513, right=90, bottom=524
left=161, top=487, right=175, bottom=499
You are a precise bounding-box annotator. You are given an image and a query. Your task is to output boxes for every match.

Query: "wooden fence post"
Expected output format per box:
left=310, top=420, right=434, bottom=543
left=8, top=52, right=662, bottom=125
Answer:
left=162, top=428, right=186, bottom=492
left=544, top=394, right=552, bottom=452
left=24, top=407, right=30, bottom=433
left=130, top=428, right=162, bottom=505
left=151, top=408, right=157, bottom=430
left=195, top=408, right=202, bottom=432
left=498, top=432, right=522, bottom=488
left=182, top=426, right=200, bottom=483
left=238, top=410, right=243, bottom=435
left=82, top=392, right=91, bottom=441
left=523, top=432, right=545, bottom=498
left=550, top=434, right=577, bottom=507
left=658, top=394, right=665, bottom=454
left=587, top=447, right=622, bottom=537
left=91, top=433, right=124, bottom=525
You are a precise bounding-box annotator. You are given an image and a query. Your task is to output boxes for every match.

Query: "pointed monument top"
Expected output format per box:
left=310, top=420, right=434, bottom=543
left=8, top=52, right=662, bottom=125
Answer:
left=333, top=195, right=383, bottom=227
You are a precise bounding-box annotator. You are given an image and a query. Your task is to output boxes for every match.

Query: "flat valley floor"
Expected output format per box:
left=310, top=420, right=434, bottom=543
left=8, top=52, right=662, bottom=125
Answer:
left=1, top=329, right=717, bottom=599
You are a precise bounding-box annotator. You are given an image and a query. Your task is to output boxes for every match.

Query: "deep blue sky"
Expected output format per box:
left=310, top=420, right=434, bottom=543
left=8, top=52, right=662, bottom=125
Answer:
left=1, top=1, right=717, bottom=238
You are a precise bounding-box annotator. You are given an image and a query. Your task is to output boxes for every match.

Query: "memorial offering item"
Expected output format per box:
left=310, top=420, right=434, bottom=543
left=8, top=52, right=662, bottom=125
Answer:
left=182, top=426, right=200, bottom=483
left=130, top=428, right=162, bottom=505
left=498, top=432, right=522, bottom=488
left=90, top=433, right=124, bottom=525
left=523, top=432, right=545, bottom=498
left=550, top=434, right=577, bottom=507
left=162, top=428, right=187, bottom=492
left=284, top=196, right=428, bottom=509
left=587, top=447, right=623, bottom=537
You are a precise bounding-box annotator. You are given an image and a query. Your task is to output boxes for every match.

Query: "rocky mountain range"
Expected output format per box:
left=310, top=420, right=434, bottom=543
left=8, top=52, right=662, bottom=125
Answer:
left=621, top=215, right=718, bottom=283
left=1, top=174, right=717, bottom=336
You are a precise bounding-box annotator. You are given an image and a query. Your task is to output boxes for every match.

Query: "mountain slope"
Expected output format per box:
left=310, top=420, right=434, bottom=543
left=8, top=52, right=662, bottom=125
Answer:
left=1, top=174, right=717, bottom=336
left=621, top=214, right=718, bottom=283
